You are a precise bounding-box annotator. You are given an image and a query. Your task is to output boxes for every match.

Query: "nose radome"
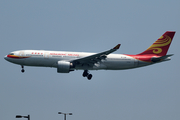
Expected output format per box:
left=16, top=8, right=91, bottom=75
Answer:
left=4, top=55, right=7, bottom=60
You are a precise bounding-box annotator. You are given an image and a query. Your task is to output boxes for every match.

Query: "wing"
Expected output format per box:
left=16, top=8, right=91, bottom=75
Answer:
left=72, top=44, right=120, bottom=66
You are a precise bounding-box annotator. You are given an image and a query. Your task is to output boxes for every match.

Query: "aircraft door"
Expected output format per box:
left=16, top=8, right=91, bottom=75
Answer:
left=44, top=52, right=49, bottom=59
left=18, top=51, right=25, bottom=65
left=19, top=51, right=25, bottom=57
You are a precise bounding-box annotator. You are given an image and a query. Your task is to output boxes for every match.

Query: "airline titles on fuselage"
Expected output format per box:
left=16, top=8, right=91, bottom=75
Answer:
left=25, top=52, right=80, bottom=58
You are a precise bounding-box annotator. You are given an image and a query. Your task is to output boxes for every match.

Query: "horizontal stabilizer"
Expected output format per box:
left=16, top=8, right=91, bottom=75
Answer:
left=159, top=54, right=173, bottom=59
left=151, top=54, right=173, bottom=62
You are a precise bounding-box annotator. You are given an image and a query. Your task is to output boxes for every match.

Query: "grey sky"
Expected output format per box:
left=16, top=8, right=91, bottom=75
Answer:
left=1, top=1, right=180, bottom=120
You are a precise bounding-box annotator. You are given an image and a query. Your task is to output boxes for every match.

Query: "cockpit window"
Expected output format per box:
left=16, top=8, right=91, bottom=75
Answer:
left=8, top=53, right=14, bottom=55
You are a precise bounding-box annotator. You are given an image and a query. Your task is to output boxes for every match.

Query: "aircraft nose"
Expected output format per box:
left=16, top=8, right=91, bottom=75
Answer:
left=4, top=55, right=8, bottom=60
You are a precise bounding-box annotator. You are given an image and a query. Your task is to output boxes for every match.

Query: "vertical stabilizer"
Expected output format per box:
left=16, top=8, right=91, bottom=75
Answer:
left=138, top=31, right=175, bottom=56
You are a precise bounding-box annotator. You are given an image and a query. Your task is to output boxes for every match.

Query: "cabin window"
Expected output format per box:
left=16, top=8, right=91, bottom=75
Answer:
left=9, top=53, right=14, bottom=55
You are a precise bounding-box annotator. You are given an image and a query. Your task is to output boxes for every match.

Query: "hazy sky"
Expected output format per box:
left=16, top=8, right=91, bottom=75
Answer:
left=1, top=1, right=180, bottom=120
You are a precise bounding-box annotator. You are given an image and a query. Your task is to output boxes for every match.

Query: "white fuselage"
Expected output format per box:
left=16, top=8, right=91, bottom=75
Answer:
left=5, top=50, right=151, bottom=71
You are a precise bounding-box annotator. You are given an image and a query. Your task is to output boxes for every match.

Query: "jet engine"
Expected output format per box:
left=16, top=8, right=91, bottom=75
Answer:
left=57, top=61, right=74, bottom=73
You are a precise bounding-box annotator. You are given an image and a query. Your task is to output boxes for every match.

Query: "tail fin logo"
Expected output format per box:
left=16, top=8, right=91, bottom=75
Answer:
left=145, top=35, right=171, bottom=54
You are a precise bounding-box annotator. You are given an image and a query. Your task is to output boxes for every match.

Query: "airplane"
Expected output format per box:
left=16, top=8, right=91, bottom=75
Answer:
left=4, top=31, right=175, bottom=80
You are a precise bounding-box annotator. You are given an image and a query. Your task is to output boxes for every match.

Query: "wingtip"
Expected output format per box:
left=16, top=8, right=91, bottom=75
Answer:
left=113, top=44, right=121, bottom=49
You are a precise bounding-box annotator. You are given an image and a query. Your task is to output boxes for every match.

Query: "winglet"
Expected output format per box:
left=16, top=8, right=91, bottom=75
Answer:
left=113, top=44, right=121, bottom=49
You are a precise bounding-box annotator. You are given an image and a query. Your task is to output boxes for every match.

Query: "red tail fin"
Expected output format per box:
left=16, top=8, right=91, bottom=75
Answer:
left=138, top=31, right=175, bottom=56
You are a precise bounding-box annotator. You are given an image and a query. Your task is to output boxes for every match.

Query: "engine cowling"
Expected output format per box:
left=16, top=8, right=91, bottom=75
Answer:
left=57, top=61, right=73, bottom=73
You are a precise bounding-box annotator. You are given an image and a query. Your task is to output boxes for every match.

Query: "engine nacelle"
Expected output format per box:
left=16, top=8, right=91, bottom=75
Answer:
left=57, top=61, right=73, bottom=73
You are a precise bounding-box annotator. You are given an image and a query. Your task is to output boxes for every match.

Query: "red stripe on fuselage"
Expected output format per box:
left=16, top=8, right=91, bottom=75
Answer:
left=7, top=55, right=30, bottom=59
left=125, top=54, right=158, bottom=62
